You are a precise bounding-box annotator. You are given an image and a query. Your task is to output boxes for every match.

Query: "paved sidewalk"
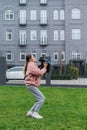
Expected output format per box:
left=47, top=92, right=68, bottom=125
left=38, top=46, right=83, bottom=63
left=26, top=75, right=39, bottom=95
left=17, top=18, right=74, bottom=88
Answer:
left=6, top=78, right=87, bottom=86
left=51, top=78, right=87, bottom=86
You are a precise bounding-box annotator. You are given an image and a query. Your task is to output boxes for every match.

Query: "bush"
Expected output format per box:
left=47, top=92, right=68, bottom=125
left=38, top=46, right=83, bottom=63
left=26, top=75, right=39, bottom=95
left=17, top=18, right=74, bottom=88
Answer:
left=51, top=74, right=71, bottom=80
left=51, top=64, right=79, bottom=80
left=66, top=65, right=79, bottom=79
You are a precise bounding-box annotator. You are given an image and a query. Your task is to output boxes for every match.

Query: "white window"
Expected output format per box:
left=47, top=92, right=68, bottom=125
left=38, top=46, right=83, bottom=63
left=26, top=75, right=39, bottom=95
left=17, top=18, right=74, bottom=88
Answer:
left=72, top=8, right=80, bottom=19
left=54, top=52, right=58, bottom=61
left=40, top=30, right=47, bottom=45
left=31, top=51, right=37, bottom=59
left=61, top=51, right=65, bottom=61
left=72, top=51, right=81, bottom=59
left=60, top=10, right=64, bottom=20
left=20, top=10, right=26, bottom=24
left=30, top=30, right=37, bottom=40
left=41, top=52, right=47, bottom=57
left=20, top=52, right=26, bottom=61
left=72, top=29, right=81, bottom=40
left=6, top=29, right=12, bottom=41
left=53, top=10, right=58, bottom=20
left=54, top=30, right=58, bottom=41
left=40, top=10, right=47, bottom=24
left=5, top=10, right=14, bottom=20
left=6, top=51, right=12, bottom=61
left=19, top=30, right=26, bottom=45
left=20, top=0, right=26, bottom=4
left=30, top=10, right=37, bottom=20
left=40, top=0, right=47, bottom=4
left=60, top=30, right=65, bottom=40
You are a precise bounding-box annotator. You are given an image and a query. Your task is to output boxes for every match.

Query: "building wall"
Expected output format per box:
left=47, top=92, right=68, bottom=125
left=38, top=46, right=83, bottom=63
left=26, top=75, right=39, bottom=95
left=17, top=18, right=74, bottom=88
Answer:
left=0, top=0, right=87, bottom=67
left=65, top=0, right=87, bottom=64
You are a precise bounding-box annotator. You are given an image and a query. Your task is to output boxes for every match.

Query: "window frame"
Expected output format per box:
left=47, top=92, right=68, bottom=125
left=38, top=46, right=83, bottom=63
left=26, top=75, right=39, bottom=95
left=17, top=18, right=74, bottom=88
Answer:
left=54, top=30, right=59, bottom=41
left=72, top=8, right=80, bottom=19
left=72, top=29, right=81, bottom=40
left=60, top=9, right=65, bottom=20
left=20, top=52, right=26, bottom=61
left=30, top=10, right=37, bottom=20
left=19, top=0, right=26, bottom=4
left=6, top=51, right=12, bottom=61
left=40, top=30, right=47, bottom=45
left=20, top=10, right=26, bottom=24
left=6, top=29, right=12, bottom=41
left=19, top=30, right=26, bottom=45
left=5, top=10, right=14, bottom=20
left=30, top=30, right=37, bottom=41
left=72, top=51, right=81, bottom=60
left=40, top=0, right=47, bottom=4
left=60, top=30, right=65, bottom=41
left=54, top=52, right=58, bottom=61
left=40, top=10, right=47, bottom=24
left=53, top=10, right=58, bottom=20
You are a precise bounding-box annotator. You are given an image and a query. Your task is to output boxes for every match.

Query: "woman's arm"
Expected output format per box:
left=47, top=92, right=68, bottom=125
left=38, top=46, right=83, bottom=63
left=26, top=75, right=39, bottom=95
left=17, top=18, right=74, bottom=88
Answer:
left=29, top=62, right=47, bottom=76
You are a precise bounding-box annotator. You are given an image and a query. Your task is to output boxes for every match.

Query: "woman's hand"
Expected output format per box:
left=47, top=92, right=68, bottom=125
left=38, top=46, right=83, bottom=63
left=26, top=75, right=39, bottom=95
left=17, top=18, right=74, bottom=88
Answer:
left=43, top=63, right=48, bottom=68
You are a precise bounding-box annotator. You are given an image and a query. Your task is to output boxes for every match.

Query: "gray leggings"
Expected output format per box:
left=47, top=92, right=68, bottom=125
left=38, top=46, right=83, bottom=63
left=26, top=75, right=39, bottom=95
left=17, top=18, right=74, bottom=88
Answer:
left=28, top=86, right=45, bottom=112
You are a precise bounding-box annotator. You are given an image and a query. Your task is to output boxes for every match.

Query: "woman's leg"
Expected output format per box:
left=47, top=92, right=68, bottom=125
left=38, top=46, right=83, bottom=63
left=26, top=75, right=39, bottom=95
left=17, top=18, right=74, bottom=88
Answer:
left=28, top=86, right=45, bottom=113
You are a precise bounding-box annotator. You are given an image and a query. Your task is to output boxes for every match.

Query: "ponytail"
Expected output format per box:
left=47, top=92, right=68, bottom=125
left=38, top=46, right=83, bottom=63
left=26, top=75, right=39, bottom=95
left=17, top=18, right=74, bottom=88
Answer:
left=23, top=54, right=32, bottom=76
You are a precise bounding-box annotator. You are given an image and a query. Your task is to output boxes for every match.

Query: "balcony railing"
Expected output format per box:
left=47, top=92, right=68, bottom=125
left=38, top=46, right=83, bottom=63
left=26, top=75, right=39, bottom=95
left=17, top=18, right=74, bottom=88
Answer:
left=40, top=38, right=47, bottom=45
left=40, top=18, right=47, bottom=25
left=19, top=39, right=27, bottom=46
left=19, top=19, right=27, bottom=25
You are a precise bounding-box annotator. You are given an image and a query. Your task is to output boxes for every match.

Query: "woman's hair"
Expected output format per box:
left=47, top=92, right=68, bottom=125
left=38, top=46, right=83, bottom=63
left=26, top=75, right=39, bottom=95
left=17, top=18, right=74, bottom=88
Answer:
left=23, top=54, right=32, bottom=76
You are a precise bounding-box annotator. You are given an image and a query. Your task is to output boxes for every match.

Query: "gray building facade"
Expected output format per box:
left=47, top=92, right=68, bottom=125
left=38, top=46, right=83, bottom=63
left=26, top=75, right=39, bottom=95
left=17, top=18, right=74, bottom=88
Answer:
left=0, top=0, right=87, bottom=72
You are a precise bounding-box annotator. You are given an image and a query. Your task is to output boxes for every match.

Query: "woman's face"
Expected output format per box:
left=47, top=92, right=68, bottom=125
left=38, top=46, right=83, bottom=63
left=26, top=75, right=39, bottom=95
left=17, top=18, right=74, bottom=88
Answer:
left=30, top=55, right=36, bottom=62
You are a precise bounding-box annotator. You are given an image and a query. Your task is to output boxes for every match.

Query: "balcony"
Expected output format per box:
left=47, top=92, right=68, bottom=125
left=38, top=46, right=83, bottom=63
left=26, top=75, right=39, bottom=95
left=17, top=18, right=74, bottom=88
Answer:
left=40, top=38, right=47, bottom=46
left=19, top=19, right=27, bottom=25
left=19, top=39, right=27, bottom=46
left=40, top=18, right=47, bottom=25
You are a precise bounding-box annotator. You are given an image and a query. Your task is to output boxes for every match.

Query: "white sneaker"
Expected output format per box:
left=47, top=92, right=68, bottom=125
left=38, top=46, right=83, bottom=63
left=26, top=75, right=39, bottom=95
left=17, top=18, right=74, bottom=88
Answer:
left=32, top=112, right=43, bottom=119
left=26, top=111, right=33, bottom=117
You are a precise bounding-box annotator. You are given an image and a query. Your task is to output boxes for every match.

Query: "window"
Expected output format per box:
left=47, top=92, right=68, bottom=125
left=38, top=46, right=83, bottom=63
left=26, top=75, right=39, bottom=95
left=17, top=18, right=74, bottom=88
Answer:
left=72, top=29, right=81, bottom=40
left=54, top=30, right=58, bottom=41
left=6, top=29, right=12, bottom=41
left=6, top=51, right=12, bottom=61
left=72, top=8, right=80, bottom=19
left=72, top=51, right=81, bottom=59
left=19, top=30, right=26, bottom=45
left=40, top=0, right=47, bottom=4
left=61, top=51, right=65, bottom=61
left=30, top=30, right=37, bottom=40
left=19, top=0, right=26, bottom=4
left=40, top=10, right=47, bottom=24
left=40, top=30, right=47, bottom=45
left=60, top=10, right=64, bottom=20
left=31, top=51, right=37, bottom=59
left=30, top=10, right=37, bottom=20
left=53, top=10, right=58, bottom=20
left=60, top=30, right=65, bottom=40
left=20, top=52, right=26, bottom=61
left=54, top=52, right=58, bottom=61
left=5, top=10, right=14, bottom=20
left=20, top=10, right=26, bottom=24
left=41, top=52, right=47, bottom=57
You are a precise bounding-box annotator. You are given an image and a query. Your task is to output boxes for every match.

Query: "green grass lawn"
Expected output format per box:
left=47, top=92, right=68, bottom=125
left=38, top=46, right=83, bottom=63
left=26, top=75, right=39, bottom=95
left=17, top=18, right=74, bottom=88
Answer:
left=0, top=86, right=87, bottom=130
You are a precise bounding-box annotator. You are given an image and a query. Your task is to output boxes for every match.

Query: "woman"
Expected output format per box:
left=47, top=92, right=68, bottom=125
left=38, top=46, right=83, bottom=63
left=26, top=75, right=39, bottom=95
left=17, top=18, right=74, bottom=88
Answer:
left=24, top=54, right=47, bottom=119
